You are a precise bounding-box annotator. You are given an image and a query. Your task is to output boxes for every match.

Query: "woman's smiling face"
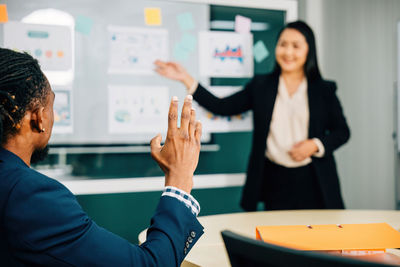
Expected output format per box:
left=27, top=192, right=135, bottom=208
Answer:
left=275, top=28, right=309, bottom=74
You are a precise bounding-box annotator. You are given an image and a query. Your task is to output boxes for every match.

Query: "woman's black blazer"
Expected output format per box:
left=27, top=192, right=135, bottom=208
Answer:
left=193, top=72, right=350, bottom=211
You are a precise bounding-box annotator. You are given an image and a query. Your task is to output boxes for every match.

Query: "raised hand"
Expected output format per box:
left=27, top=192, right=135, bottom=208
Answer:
left=150, top=95, right=202, bottom=193
left=154, top=60, right=195, bottom=90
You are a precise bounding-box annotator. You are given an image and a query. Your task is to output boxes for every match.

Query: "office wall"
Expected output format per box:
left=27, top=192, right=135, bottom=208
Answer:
left=298, top=0, right=400, bottom=209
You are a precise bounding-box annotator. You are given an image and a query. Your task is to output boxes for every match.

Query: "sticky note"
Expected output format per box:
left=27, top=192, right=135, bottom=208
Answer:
left=145, top=8, right=162, bottom=26
left=180, top=33, right=197, bottom=52
left=173, top=43, right=190, bottom=61
left=0, top=4, right=9, bottom=23
left=256, top=223, right=400, bottom=251
left=253, top=40, right=269, bottom=63
left=235, top=15, right=251, bottom=33
left=75, top=15, right=94, bottom=35
left=177, top=12, right=195, bottom=31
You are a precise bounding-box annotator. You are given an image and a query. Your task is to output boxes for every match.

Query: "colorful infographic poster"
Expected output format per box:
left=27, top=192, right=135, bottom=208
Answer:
left=53, top=88, right=73, bottom=134
left=199, top=31, right=254, bottom=78
left=3, top=21, right=73, bottom=72
left=108, top=85, right=169, bottom=134
left=194, top=86, right=253, bottom=133
left=108, top=26, right=168, bottom=75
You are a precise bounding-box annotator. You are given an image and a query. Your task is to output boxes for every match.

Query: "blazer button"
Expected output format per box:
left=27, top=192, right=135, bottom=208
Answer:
left=184, top=247, right=188, bottom=254
left=186, top=241, right=190, bottom=248
left=190, top=231, right=196, bottom=238
left=188, top=236, right=193, bottom=243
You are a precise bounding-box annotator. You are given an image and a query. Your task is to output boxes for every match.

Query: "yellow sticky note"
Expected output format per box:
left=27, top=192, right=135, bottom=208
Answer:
left=0, top=4, right=9, bottom=23
left=144, top=8, right=161, bottom=26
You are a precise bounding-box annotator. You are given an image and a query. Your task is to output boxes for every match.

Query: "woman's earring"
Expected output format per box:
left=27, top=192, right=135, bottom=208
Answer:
left=41, top=128, right=45, bottom=133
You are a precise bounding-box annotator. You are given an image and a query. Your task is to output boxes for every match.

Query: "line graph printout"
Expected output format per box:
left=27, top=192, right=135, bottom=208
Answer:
left=199, top=31, right=253, bottom=77
left=108, top=85, right=169, bottom=134
left=108, top=26, right=168, bottom=75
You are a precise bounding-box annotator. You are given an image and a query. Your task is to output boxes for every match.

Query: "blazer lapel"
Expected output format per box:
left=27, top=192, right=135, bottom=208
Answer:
left=307, top=79, right=320, bottom=138
left=264, top=74, right=279, bottom=121
left=255, top=74, right=278, bottom=154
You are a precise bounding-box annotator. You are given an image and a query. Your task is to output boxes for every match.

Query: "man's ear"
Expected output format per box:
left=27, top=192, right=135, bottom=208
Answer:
left=30, top=107, right=45, bottom=133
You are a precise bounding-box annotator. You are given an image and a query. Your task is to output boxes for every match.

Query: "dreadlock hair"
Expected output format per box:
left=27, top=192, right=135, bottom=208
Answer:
left=0, top=48, right=49, bottom=144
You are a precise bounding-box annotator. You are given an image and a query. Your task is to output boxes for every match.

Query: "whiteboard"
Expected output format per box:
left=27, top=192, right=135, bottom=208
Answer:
left=0, top=0, right=209, bottom=144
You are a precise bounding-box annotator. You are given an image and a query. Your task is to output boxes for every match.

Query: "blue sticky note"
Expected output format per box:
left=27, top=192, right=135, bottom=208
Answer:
left=177, top=12, right=195, bottom=31
left=75, top=15, right=94, bottom=35
left=253, top=40, right=269, bottom=63
left=180, top=33, right=197, bottom=52
left=173, top=42, right=190, bottom=61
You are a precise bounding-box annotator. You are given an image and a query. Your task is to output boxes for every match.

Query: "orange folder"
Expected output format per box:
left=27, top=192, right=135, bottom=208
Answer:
left=256, top=223, right=400, bottom=252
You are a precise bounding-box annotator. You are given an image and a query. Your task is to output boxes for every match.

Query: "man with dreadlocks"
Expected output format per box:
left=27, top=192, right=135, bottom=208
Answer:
left=0, top=48, right=203, bottom=266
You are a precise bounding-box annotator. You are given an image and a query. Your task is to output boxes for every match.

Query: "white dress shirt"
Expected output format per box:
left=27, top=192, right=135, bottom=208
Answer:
left=266, top=76, right=324, bottom=167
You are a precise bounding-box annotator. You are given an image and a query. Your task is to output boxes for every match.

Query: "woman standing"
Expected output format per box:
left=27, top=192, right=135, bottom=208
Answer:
left=155, top=21, right=350, bottom=211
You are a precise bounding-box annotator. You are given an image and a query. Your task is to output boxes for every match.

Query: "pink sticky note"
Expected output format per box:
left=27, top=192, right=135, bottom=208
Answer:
left=235, top=15, right=251, bottom=33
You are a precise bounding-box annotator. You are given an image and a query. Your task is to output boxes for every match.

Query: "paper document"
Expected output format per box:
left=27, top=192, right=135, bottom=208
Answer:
left=3, top=21, right=73, bottom=72
left=53, top=88, right=73, bottom=134
left=194, top=86, right=253, bottom=133
left=199, top=31, right=253, bottom=77
left=108, top=26, right=168, bottom=75
left=108, top=85, right=169, bottom=134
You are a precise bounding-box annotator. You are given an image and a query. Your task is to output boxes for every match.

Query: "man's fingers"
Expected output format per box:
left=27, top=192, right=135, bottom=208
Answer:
left=189, top=107, right=196, bottom=140
left=150, top=134, right=162, bottom=157
left=180, top=95, right=192, bottom=136
left=194, top=120, right=202, bottom=144
left=167, top=96, right=179, bottom=137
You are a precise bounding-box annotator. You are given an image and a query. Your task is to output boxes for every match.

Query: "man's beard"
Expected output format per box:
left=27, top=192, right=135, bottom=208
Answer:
left=31, top=145, right=49, bottom=164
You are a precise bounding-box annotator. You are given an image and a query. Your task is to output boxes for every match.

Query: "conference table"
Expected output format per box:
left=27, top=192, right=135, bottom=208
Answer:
left=138, top=210, right=400, bottom=267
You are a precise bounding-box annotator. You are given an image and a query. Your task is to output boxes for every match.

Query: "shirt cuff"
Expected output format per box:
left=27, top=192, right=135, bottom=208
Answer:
left=188, top=80, right=199, bottom=95
left=312, top=138, right=325, bottom=157
left=162, top=186, right=200, bottom=216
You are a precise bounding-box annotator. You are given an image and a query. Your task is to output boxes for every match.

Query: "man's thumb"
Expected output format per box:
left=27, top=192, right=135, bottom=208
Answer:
left=150, top=134, right=162, bottom=153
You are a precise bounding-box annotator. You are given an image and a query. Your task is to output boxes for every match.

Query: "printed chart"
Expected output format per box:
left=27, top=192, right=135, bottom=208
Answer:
left=194, top=86, right=253, bottom=133
left=3, top=21, right=73, bottom=72
left=53, top=88, right=73, bottom=134
left=108, top=85, right=169, bottom=134
left=199, top=31, right=253, bottom=77
left=108, top=26, right=168, bottom=75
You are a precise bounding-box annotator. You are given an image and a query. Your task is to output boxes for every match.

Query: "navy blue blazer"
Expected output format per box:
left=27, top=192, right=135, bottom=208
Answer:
left=193, top=73, right=350, bottom=211
left=0, top=148, right=203, bottom=266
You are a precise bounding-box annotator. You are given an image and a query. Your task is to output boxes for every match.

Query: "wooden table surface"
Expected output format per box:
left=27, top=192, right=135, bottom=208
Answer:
left=139, top=209, right=400, bottom=267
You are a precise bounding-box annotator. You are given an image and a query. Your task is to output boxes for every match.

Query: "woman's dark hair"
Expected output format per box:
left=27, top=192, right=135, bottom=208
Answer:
left=0, top=48, right=49, bottom=144
left=272, top=20, right=322, bottom=82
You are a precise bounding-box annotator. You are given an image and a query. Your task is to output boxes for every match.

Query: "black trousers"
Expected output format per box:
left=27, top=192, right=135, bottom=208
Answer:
left=262, top=158, right=325, bottom=210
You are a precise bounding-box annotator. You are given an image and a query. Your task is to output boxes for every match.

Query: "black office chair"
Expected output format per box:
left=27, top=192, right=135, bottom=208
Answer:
left=221, top=230, right=397, bottom=267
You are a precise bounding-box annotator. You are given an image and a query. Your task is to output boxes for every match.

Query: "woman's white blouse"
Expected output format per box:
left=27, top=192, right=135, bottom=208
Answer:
left=265, top=76, right=324, bottom=167
left=188, top=78, right=324, bottom=168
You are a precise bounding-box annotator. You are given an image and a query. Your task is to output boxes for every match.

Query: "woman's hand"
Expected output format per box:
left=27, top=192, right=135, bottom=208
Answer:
left=154, top=60, right=195, bottom=89
left=288, top=139, right=318, bottom=162
left=150, top=95, right=202, bottom=194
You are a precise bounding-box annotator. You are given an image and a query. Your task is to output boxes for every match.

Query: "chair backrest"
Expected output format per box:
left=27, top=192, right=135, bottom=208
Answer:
left=221, top=230, right=395, bottom=267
